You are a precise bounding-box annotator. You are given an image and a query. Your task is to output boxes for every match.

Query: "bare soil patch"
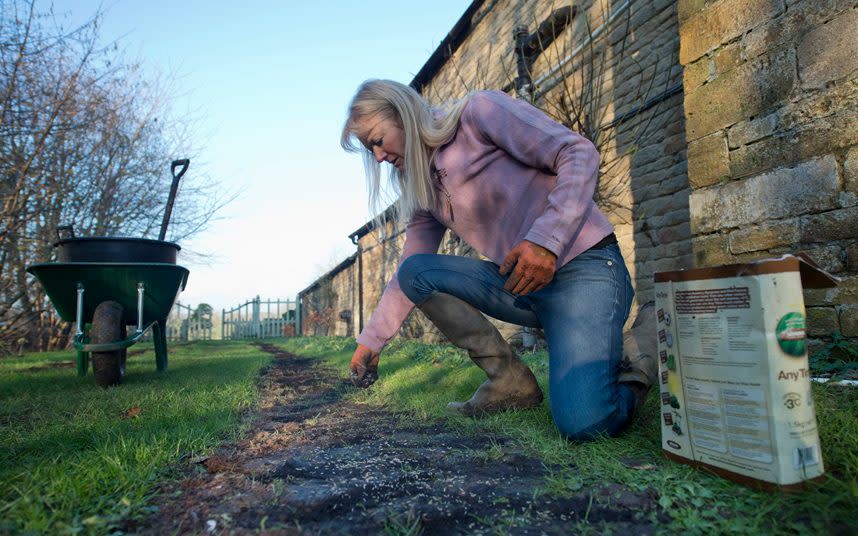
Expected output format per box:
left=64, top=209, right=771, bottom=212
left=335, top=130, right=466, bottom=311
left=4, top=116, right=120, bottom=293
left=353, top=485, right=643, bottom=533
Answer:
left=134, top=343, right=662, bottom=534
left=22, top=360, right=75, bottom=373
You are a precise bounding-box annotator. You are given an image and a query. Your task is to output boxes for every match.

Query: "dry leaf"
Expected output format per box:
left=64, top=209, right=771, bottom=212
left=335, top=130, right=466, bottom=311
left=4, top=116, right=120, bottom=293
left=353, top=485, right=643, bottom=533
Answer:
left=120, top=406, right=142, bottom=419
left=633, top=463, right=656, bottom=471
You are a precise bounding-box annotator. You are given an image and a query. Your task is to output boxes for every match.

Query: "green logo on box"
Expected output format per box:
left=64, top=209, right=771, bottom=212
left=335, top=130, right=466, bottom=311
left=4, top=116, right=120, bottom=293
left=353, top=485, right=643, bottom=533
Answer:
left=776, top=312, right=806, bottom=356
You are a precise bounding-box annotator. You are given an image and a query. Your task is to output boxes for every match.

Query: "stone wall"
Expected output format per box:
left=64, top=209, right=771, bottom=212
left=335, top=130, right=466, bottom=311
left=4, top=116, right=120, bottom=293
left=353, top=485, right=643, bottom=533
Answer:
left=678, top=0, right=858, bottom=347
left=299, top=255, right=358, bottom=337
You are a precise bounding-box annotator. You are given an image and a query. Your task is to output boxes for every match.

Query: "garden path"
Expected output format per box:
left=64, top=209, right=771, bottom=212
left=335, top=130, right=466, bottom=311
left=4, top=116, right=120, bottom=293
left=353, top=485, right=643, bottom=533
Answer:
left=136, top=343, right=661, bottom=534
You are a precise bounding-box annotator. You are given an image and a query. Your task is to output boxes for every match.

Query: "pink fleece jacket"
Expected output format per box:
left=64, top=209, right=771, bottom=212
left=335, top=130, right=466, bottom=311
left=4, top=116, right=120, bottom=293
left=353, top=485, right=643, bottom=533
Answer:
left=356, top=90, right=614, bottom=353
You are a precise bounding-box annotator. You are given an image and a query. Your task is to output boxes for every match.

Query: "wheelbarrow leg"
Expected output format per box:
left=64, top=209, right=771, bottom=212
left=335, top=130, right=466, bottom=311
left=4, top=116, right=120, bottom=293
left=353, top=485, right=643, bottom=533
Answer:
left=76, top=350, right=89, bottom=376
left=75, top=286, right=88, bottom=376
left=153, top=319, right=168, bottom=371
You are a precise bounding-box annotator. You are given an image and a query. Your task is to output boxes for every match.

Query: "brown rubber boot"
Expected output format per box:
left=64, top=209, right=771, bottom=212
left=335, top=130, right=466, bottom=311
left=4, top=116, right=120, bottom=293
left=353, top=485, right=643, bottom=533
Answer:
left=417, top=293, right=543, bottom=417
left=619, top=302, right=658, bottom=408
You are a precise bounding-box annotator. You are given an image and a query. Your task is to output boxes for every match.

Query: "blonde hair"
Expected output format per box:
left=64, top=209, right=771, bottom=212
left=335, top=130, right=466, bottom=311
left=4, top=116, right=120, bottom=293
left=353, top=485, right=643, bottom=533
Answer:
left=341, top=79, right=469, bottom=226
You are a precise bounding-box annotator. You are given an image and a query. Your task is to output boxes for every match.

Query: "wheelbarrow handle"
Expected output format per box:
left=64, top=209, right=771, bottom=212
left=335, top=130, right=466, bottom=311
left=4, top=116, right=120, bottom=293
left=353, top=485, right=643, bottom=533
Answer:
left=160, top=159, right=190, bottom=241
left=56, top=224, right=76, bottom=241
left=171, top=159, right=190, bottom=180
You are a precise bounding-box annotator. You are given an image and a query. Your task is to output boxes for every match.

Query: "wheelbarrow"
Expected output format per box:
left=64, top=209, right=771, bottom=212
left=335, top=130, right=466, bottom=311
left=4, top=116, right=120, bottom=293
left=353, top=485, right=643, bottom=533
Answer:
left=27, top=160, right=191, bottom=387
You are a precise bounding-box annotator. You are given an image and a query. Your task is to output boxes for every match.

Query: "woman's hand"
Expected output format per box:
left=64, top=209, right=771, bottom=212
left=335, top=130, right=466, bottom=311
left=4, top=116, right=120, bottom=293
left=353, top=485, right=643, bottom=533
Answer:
left=349, top=344, right=380, bottom=388
left=499, top=240, right=558, bottom=295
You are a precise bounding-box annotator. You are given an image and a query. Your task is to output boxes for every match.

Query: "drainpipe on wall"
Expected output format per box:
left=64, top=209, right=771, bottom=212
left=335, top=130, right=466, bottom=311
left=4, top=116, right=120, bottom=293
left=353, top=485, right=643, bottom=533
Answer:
left=512, top=6, right=576, bottom=99
left=350, top=232, right=363, bottom=335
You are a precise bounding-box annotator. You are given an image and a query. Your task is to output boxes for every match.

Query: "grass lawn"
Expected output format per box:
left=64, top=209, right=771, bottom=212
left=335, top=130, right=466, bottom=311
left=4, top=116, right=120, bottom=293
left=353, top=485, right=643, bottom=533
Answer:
left=0, top=340, right=270, bottom=535
left=2, top=336, right=855, bottom=534
left=279, top=336, right=858, bottom=535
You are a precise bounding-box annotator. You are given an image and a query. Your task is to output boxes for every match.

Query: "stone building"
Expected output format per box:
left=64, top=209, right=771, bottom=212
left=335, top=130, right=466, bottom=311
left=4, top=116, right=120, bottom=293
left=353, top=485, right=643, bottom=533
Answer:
left=300, top=0, right=857, bottom=351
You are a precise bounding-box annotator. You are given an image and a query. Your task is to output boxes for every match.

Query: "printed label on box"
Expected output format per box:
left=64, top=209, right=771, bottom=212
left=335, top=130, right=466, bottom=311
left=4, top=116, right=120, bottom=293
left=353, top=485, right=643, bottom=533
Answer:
left=654, top=255, right=833, bottom=488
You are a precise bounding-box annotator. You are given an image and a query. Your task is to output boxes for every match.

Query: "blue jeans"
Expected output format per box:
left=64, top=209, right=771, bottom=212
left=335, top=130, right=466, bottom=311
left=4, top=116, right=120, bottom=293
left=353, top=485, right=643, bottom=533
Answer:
left=398, top=243, right=635, bottom=440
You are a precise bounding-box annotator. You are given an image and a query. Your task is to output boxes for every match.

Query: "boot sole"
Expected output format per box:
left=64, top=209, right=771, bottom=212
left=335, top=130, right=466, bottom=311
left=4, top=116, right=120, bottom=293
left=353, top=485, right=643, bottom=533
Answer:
left=448, top=391, right=544, bottom=418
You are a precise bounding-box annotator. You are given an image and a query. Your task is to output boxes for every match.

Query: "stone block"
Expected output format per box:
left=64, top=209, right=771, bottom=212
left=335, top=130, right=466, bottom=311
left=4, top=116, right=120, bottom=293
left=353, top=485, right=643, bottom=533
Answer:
left=744, top=2, right=854, bottom=60
left=664, top=134, right=688, bottom=157
left=839, top=305, right=858, bottom=337
left=632, top=168, right=689, bottom=201
left=688, top=131, right=730, bottom=188
left=684, top=47, right=795, bottom=141
left=797, top=8, right=858, bottom=89
left=660, top=208, right=692, bottom=228
left=658, top=239, right=694, bottom=261
left=690, top=156, right=839, bottom=233
left=678, top=0, right=708, bottom=23
left=662, top=108, right=687, bottom=138
left=804, top=275, right=858, bottom=307
left=632, top=144, right=665, bottom=168
left=657, top=221, right=692, bottom=245
left=635, top=279, right=655, bottom=303
left=782, top=0, right=855, bottom=38
left=683, top=57, right=711, bottom=93
left=628, top=0, right=662, bottom=32
left=797, top=245, right=844, bottom=274
left=633, top=245, right=654, bottom=264
left=727, top=112, right=780, bottom=149
left=692, top=233, right=733, bottom=267
left=679, top=0, right=783, bottom=64
left=806, top=307, right=840, bottom=337
left=635, top=209, right=691, bottom=239
left=780, top=80, right=858, bottom=129
left=801, top=207, right=858, bottom=243
left=839, top=191, right=857, bottom=210
left=734, top=250, right=781, bottom=264
left=741, top=13, right=788, bottom=61
left=845, top=146, right=858, bottom=196
left=637, top=195, right=674, bottom=222
left=729, top=106, right=858, bottom=180
left=847, top=242, right=858, bottom=272
left=652, top=253, right=696, bottom=273
left=606, top=207, right=634, bottom=228
left=806, top=338, right=826, bottom=357
left=713, top=43, right=742, bottom=75
left=633, top=226, right=656, bottom=249
left=728, top=218, right=801, bottom=254
left=634, top=154, right=681, bottom=179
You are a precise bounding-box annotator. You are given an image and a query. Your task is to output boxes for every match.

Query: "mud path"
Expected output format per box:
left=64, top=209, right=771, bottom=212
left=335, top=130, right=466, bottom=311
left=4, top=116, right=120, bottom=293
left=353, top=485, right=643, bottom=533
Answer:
left=136, top=343, right=661, bottom=535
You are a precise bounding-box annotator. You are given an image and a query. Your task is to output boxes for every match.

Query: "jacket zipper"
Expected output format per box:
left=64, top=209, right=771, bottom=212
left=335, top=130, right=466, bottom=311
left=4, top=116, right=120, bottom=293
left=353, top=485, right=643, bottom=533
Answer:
left=433, top=167, right=454, bottom=222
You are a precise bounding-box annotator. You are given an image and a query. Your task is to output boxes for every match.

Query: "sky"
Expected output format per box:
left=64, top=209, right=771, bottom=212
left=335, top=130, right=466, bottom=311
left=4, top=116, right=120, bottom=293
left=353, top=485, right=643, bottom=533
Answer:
left=42, top=0, right=473, bottom=313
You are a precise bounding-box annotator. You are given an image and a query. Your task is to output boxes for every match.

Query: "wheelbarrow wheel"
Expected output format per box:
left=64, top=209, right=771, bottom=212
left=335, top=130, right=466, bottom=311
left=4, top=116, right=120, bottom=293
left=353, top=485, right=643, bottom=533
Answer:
left=91, top=301, right=126, bottom=387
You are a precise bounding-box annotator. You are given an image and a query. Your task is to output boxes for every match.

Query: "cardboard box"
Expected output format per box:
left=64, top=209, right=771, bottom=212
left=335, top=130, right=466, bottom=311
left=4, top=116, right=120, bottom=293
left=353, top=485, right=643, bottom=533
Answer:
left=654, top=254, right=838, bottom=489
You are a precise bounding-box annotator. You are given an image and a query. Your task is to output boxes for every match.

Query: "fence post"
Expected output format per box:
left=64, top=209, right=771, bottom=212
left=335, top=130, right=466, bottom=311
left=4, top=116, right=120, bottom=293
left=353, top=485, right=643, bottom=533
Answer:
left=252, top=296, right=260, bottom=338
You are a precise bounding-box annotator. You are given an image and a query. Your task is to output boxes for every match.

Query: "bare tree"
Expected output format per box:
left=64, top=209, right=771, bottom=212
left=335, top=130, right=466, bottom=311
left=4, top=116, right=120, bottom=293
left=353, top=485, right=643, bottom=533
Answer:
left=0, top=0, right=232, bottom=353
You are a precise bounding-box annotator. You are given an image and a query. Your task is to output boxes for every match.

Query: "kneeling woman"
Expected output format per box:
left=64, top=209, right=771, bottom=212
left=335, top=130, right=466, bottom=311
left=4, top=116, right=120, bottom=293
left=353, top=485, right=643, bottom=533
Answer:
left=340, top=79, right=654, bottom=440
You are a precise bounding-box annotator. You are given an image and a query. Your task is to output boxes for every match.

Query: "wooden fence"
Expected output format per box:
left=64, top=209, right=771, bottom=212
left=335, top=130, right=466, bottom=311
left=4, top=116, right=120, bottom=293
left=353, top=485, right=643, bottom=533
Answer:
left=222, top=296, right=299, bottom=340
left=140, top=301, right=212, bottom=343
left=164, top=301, right=213, bottom=342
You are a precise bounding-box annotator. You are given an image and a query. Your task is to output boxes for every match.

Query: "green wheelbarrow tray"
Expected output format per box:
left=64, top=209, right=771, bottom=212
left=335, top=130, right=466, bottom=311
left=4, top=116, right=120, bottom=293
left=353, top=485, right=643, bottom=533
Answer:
left=27, top=262, right=189, bottom=376
left=27, top=262, right=189, bottom=324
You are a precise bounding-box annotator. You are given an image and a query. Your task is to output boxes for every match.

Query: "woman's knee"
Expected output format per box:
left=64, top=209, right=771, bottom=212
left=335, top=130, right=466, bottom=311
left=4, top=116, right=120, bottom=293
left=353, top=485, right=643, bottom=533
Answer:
left=550, top=394, right=632, bottom=441
left=398, top=254, right=436, bottom=302
left=552, top=411, right=619, bottom=441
